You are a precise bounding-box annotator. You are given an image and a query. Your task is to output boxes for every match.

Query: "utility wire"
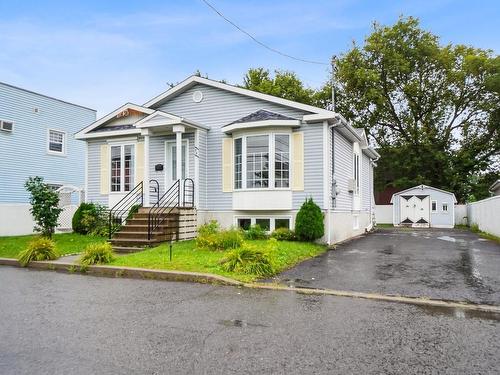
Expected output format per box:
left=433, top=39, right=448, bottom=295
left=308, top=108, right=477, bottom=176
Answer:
left=200, top=0, right=329, bottom=66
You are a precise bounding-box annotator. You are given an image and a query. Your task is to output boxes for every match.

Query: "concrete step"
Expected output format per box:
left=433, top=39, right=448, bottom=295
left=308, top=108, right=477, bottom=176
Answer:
left=112, top=245, right=148, bottom=254
left=109, top=238, right=165, bottom=247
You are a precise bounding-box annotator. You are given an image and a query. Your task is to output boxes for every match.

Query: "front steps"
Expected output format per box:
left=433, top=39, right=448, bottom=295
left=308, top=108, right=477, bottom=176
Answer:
left=109, top=207, right=197, bottom=253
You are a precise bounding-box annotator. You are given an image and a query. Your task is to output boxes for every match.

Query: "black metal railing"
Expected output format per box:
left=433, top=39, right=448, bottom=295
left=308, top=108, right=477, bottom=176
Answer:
left=149, top=179, right=160, bottom=205
left=108, top=182, right=143, bottom=239
left=147, top=179, right=195, bottom=240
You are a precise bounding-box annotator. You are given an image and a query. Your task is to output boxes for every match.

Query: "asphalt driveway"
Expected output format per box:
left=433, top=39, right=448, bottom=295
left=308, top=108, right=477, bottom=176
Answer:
left=271, top=228, right=500, bottom=305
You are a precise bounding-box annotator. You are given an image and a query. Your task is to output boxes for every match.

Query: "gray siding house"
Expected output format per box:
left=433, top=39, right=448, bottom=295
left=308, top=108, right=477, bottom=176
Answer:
left=76, top=76, right=379, bottom=244
left=0, top=82, right=96, bottom=235
left=391, top=185, right=457, bottom=228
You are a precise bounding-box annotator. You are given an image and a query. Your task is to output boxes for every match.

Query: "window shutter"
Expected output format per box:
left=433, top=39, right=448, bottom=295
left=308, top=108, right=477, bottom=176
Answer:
left=292, top=132, right=304, bottom=191
left=100, top=144, right=109, bottom=195
left=135, top=142, right=144, bottom=186
left=222, top=138, right=233, bottom=192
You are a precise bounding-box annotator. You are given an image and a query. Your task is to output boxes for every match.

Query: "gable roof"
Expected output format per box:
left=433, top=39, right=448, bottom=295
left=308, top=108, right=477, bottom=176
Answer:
left=75, top=103, right=153, bottom=139
left=144, top=75, right=333, bottom=116
left=229, top=109, right=296, bottom=125
left=135, top=110, right=209, bottom=130
left=391, top=185, right=457, bottom=203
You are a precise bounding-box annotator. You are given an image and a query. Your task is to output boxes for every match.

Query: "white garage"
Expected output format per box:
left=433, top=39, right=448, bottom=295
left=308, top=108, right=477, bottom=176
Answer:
left=391, top=185, right=457, bottom=228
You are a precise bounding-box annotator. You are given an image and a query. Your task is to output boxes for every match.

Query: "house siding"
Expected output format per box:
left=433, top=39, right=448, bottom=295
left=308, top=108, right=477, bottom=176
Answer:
left=333, top=130, right=353, bottom=211
left=0, top=82, right=95, bottom=203
left=153, top=83, right=318, bottom=211
left=362, top=153, right=371, bottom=211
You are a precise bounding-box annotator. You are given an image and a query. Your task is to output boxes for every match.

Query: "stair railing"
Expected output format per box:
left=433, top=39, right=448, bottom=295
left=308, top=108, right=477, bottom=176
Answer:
left=108, top=182, right=143, bottom=239
left=149, top=179, right=160, bottom=205
left=182, top=178, right=195, bottom=208
left=148, top=180, right=180, bottom=240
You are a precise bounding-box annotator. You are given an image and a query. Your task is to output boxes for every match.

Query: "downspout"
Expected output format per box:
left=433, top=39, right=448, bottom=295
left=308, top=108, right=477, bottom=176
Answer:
left=327, top=117, right=342, bottom=245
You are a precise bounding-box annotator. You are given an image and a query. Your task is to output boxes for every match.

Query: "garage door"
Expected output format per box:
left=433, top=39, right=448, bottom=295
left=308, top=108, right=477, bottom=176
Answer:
left=400, top=195, right=430, bottom=227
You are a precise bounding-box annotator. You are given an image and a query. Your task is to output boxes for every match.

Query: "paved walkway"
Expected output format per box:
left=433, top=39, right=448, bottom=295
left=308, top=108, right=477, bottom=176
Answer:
left=270, top=228, right=500, bottom=305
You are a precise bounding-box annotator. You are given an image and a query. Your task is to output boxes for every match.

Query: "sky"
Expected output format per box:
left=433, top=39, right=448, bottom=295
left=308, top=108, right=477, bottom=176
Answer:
left=0, top=0, right=499, bottom=116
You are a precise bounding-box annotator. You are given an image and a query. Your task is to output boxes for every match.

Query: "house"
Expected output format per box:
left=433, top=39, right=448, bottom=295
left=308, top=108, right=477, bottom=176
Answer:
left=390, top=185, right=457, bottom=228
left=75, top=75, right=379, bottom=250
left=489, top=179, right=500, bottom=196
left=0, top=82, right=96, bottom=236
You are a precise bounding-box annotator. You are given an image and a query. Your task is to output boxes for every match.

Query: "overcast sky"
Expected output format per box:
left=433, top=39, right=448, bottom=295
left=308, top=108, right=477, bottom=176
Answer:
left=1, top=0, right=498, bottom=116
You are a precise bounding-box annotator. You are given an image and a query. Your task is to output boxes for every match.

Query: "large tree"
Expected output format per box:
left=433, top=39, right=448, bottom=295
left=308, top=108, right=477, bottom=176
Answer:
left=333, top=17, right=500, bottom=201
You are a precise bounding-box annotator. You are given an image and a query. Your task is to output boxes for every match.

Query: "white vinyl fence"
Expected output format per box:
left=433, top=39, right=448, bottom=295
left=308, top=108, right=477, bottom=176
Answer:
left=375, top=204, right=468, bottom=226
left=467, top=196, right=500, bottom=237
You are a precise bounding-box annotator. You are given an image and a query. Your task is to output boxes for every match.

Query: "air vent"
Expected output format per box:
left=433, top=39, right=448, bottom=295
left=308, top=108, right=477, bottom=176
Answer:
left=192, top=90, right=203, bottom=103
left=34, top=107, right=40, bottom=113
left=0, top=120, right=14, bottom=132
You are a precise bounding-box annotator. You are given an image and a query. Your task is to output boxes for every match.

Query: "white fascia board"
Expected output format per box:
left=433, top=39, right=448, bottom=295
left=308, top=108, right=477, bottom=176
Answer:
left=135, top=111, right=210, bottom=131
left=393, top=184, right=457, bottom=203
left=222, top=119, right=300, bottom=134
left=75, top=103, right=154, bottom=138
left=362, top=146, right=380, bottom=159
left=144, top=76, right=333, bottom=115
left=76, top=128, right=141, bottom=140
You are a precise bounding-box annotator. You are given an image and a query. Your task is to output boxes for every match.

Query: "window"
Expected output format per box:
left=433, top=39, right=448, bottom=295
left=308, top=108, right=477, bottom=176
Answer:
left=274, top=135, right=290, bottom=188
left=442, top=203, right=448, bottom=212
left=431, top=201, right=437, bottom=212
left=234, top=138, right=242, bottom=189
left=110, top=144, right=135, bottom=192
left=170, top=143, right=187, bottom=180
left=234, top=133, right=290, bottom=190
left=48, top=129, right=65, bottom=154
left=0, top=120, right=13, bottom=132
left=246, top=135, right=269, bottom=188
left=236, top=217, right=291, bottom=231
left=353, top=153, right=360, bottom=194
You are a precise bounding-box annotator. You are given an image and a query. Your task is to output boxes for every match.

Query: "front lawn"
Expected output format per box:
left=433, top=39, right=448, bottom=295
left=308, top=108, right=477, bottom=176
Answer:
left=111, top=239, right=327, bottom=282
left=0, top=233, right=106, bottom=259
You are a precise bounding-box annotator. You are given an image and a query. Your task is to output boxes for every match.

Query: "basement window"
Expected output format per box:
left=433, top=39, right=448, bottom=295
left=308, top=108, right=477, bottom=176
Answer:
left=236, top=217, right=291, bottom=231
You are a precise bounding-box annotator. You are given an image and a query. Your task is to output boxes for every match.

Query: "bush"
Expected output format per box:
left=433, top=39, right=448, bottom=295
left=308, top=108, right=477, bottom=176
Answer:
left=79, top=243, right=115, bottom=265
left=73, top=202, right=108, bottom=235
left=25, top=176, right=63, bottom=238
left=197, top=228, right=244, bottom=251
left=18, top=237, right=59, bottom=266
left=243, top=224, right=268, bottom=240
left=271, top=227, right=296, bottom=241
left=198, top=220, right=220, bottom=237
left=295, top=198, right=324, bottom=241
left=220, top=242, right=275, bottom=276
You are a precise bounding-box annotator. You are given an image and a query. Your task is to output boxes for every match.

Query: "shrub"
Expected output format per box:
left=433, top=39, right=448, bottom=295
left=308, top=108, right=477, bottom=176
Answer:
left=295, top=198, right=324, bottom=241
left=25, top=176, right=63, bottom=238
left=79, top=243, right=115, bottom=265
left=73, top=202, right=108, bottom=235
left=198, top=220, right=220, bottom=237
left=197, top=228, right=244, bottom=251
left=270, top=227, right=296, bottom=241
left=126, top=204, right=141, bottom=220
left=220, top=242, right=275, bottom=276
left=243, top=224, right=268, bottom=240
left=18, top=237, right=59, bottom=266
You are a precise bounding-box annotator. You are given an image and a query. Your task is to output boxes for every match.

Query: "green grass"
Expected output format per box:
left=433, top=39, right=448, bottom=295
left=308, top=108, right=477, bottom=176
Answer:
left=455, top=224, right=500, bottom=243
left=0, top=233, right=106, bottom=259
left=111, top=239, right=327, bottom=282
left=375, top=223, right=394, bottom=228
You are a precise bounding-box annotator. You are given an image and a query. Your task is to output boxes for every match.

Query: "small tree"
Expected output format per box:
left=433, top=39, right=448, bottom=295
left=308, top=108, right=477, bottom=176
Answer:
left=295, top=198, right=324, bottom=241
left=25, top=176, right=63, bottom=238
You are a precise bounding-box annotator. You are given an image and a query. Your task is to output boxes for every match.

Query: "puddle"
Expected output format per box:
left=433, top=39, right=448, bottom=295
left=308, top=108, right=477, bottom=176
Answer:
left=218, top=319, right=269, bottom=328
left=416, top=305, right=500, bottom=322
left=347, top=249, right=366, bottom=254
left=437, top=236, right=457, bottom=242
left=283, top=278, right=311, bottom=285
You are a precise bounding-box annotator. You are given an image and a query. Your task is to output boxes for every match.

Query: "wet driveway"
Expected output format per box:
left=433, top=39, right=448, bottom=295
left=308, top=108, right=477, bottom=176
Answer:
left=271, top=228, right=500, bottom=305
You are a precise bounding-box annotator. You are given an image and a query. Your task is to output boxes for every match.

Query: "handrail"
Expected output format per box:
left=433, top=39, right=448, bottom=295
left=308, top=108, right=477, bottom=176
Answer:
left=108, top=182, right=143, bottom=239
left=147, top=179, right=195, bottom=240
left=149, top=179, right=160, bottom=205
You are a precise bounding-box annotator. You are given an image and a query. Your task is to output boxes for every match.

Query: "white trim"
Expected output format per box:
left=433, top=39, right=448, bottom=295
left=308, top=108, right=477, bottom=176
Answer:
left=441, top=202, right=449, bottom=213
left=322, top=121, right=329, bottom=210
left=431, top=200, right=437, bottom=212
left=75, top=103, right=154, bottom=139
left=194, top=129, right=200, bottom=208
left=46, top=128, right=67, bottom=156
left=164, top=139, right=189, bottom=188
left=0, top=119, right=14, bottom=132
left=84, top=142, right=89, bottom=202
left=144, top=76, right=334, bottom=116
left=135, top=110, right=209, bottom=130
left=233, top=215, right=293, bottom=232
left=222, top=119, right=300, bottom=134
left=108, top=142, right=137, bottom=194
left=78, top=128, right=141, bottom=140
left=391, top=184, right=457, bottom=203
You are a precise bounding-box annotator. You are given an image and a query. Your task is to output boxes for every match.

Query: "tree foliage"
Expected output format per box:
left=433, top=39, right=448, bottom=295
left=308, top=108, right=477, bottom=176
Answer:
left=333, top=17, right=500, bottom=201
left=24, top=177, right=63, bottom=238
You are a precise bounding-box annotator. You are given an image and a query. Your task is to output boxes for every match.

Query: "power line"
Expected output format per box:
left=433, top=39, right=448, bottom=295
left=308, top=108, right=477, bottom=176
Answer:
left=200, top=0, right=329, bottom=66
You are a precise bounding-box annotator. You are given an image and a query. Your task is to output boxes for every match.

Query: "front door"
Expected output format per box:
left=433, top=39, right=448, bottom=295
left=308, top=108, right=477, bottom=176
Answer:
left=165, top=140, right=188, bottom=189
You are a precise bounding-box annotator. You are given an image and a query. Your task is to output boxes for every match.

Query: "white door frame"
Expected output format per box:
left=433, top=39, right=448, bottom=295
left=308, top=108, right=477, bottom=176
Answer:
left=164, top=139, right=189, bottom=191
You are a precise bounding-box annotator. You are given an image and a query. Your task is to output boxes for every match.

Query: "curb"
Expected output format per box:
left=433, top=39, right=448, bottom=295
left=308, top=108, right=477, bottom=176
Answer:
left=1, top=257, right=499, bottom=314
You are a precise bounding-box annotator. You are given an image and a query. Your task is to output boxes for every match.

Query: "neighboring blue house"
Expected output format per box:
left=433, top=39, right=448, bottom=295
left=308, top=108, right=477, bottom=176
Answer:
left=0, top=82, right=96, bottom=235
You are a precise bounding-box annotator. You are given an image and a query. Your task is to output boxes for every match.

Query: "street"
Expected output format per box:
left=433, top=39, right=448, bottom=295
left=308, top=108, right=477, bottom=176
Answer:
left=1, top=267, right=499, bottom=374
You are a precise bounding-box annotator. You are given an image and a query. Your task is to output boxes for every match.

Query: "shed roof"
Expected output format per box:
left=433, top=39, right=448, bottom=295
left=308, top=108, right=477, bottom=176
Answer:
left=390, top=184, right=457, bottom=203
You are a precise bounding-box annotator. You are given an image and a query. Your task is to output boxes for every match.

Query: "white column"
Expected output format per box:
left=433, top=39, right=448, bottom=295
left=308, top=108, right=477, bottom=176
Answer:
left=143, top=131, right=150, bottom=207
left=194, top=128, right=200, bottom=208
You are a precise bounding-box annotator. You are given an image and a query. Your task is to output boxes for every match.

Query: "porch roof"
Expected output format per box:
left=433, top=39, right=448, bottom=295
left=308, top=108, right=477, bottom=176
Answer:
left=134, top=110, right=209, bottom=131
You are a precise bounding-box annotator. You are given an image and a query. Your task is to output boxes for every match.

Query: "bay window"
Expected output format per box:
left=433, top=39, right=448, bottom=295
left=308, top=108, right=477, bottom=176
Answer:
left=234, top=133, right=290, bottom=190
left=110, top=144, right=135, bottom=192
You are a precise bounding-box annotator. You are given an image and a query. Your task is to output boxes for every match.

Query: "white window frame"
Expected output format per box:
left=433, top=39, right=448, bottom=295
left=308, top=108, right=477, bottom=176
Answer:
left=353, top=152, right=360, bottom=196
left=431, top=200, right=437, bottom=212
left=109, top=143, right=136, bottom=193
left=47, top=129, right=66, bottom=156
left=0, top=119, right=14, bottom=132
left=234, top=216, right=293, bottom=232
left=233, top=131, right=291, bottom=191
left=442, top=202, right=449, bottom=213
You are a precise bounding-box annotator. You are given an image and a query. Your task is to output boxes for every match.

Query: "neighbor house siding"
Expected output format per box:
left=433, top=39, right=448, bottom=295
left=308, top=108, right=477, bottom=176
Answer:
left=333, top=130, right=353, bottom=211
left=86, top=139, right=107, bottom=204
left=362, top=153, right=371, bottom=211
left=0, top=82, right=95, bottom=203
left=153, top=83, right=313, bottom=211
